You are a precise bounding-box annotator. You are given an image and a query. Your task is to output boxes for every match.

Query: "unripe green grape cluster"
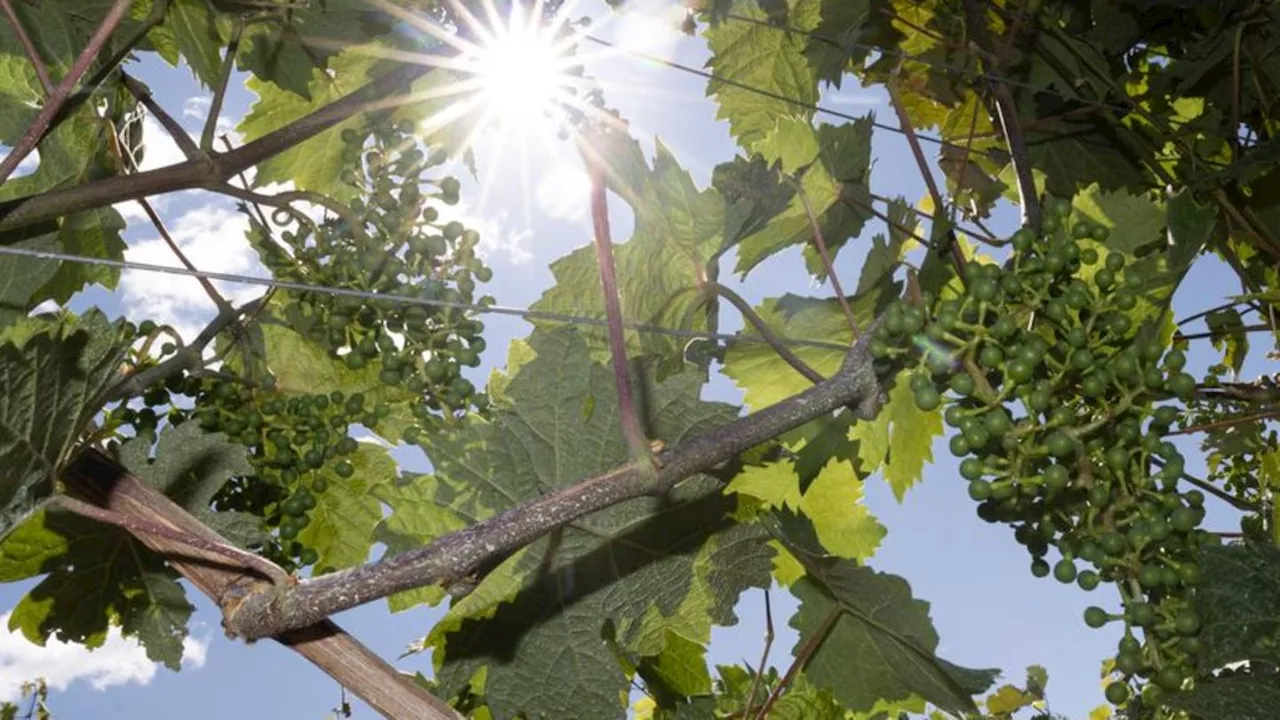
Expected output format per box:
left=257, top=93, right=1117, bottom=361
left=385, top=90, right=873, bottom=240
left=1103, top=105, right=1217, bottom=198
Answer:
left=871, top=197, right=1212, bottom=709
left=256, top=115, right=492, bottom=422
left=106, top=118, right=494, bottom=571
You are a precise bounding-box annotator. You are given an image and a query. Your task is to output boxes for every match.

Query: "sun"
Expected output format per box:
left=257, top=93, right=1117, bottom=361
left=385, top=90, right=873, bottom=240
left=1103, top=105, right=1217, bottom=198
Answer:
left=457, top=1, right=584, bottom=132
left=470, top=18, right=576, bottom=126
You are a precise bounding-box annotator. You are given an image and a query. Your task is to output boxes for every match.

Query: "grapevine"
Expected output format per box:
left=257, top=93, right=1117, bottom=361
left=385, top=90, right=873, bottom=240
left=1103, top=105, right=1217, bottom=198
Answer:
left=103, top=114, right=492, bottom=571
left=872, top=196, right=1212, bottom=709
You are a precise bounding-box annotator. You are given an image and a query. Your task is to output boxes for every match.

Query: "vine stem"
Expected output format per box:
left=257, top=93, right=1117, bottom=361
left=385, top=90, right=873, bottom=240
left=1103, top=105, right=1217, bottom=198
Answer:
left=885, top=79, right=968, bottom=280
left=65, top=450, right=460, bottom=720
left=741, top=590, right=774, bottom=719
left=139, top=199, right=232, bottom=313
left=960, top=0, right=1042, bottom=232
left=752, top=606, right=840, bottom=720
left=1166, top=410, right=1280, bottom=436
left=578, top=132, right=648, bottom=463
left=222, top=324, right=885, bottom=640
left=795, top=184, right=860, bottom=338
left=0, top=0, right=51, bottom=94
left=51, top=495, right=290, bottom=585
left=704, top=281, right=824, bottom=384
left=1177, top=322, right=1273, bottom=341
left=0, top=0, right=132, bottom=183
left=121, top=72, right=202, bottom=161
left=1177, top=300, right=1254, bottom=327
left=202, top=18, right=244, bottom=152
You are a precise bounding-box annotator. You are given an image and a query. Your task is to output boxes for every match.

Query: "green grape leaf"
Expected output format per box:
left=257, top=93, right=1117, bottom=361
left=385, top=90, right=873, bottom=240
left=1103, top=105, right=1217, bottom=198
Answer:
left=704, top=0, right=821, bottom=150
left=1165, top=673, right=1280, bottom=720
left=0, top=233, right=60, bottom=331
left=796, top=458, right=884, bottom=561
left=765, top=674, right=846, bottom=720
left=373, top=474, right=471, bottom=611
left=0, top=507, right=192, bottom=670
left=805, top=0, right=899, bottom=89
left=298, top=442, right=395, bottom=572
left=789, top=560, right=998, bottom=713
left=35, top=207, right=128, bottom=305
left=238, top=48, right=376, bottom=202
left=423, top=328, right=772, bottom=720
left=236, top=310, right=418, bottom=442
left=0, top=310, right=132, bottom=538
left=712, top=154, right=796, bottom=248
left=1193, top=542, right=1280, bottom=669
left=638, top=630, right=714, bottom=699
left=1206, top=307, right=1250, bottom=375
left=721, top=293, right=877, bottom=411
left=725, top=461, right=802, bottom=509
left=736, top=117, right=874, bottom=278
left=118, top=422, right=264, bottom=549
left=1024, top=122, right=1147, bottom=198
left=878, top=378, right=943, bottom=501
left=237, top=0, right=389, bottom=98
left=165, top=0, right=229, bottom=88
left=530, top=135, right=725, bottom=366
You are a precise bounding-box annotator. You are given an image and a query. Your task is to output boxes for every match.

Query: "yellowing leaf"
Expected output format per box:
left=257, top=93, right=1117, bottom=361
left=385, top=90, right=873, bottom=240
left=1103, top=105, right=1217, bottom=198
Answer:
left=725, top=462, right=802, bottom=509
left=797, top=459, right=885, bottom=562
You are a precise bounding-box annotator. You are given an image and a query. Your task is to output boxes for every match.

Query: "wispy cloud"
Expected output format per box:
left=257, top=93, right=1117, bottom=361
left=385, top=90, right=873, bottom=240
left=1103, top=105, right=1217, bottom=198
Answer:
left=119, top=203, right=267, bottom=341
left=0, top=612, right=209, bottom=702
left=436, top=201, right=535, bottom=265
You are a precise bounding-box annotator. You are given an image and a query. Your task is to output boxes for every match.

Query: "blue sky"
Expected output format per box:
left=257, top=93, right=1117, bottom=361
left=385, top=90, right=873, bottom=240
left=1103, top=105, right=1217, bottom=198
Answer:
left=0, top=2, right=1271, bottom=717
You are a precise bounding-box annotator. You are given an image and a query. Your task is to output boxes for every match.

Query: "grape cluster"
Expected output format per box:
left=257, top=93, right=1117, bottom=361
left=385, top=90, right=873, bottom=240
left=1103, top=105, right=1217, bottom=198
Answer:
left=871, top=198, right=1211, bottom=709
left=107, top=118, right=491, bottom=571
left=255, top=116, right=491, bottom=419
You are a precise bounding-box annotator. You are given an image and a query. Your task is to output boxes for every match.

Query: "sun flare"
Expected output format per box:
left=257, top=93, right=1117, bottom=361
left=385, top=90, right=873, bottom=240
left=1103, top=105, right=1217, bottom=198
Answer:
left=461, top=2, right=583, bottom=132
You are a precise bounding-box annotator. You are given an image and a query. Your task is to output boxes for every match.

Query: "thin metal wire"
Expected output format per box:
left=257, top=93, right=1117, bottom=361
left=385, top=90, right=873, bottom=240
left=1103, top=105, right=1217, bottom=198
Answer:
left=0, top=244, right=854, bottom=351
left=580, top=34, right=992, bottom=156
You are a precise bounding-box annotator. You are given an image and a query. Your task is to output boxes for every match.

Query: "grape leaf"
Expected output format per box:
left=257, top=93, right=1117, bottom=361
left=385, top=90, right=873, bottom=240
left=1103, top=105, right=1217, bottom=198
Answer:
left=530, top=134, right=725, bottom=366
left=1165, top=672, right=1280, bottom=720
left=423, top=328, right=772, bottom=719
left=734, top=117, right=874, bottom=277
left=373, top=473, right=470, bottom=612
left=790, top=559, right=998, bottom=713
left=237, top=0, right=388, bottom=99
left=117, top=422, right=265, bottom=549
left=233, top=307, right=418, bottom=442
left=1193, top=542, right=1280, bottom=669
left=1024, top=122, right=1148, bottom=198
left=298, top=442, right=395, bottom=573
left=0, top=310, right=132, bottom=538
left=0, top=507, right=193, bottom=670
left=165, top=0, right=229, bottom=88
left=238, top=48, right=376, bottom=202
left=796, top=458, right=884, bottom=561
left=704, top=0, right=822, bottom=151
left=712, top=154, right=796, bottom=248
left=805, top=0, right=899, bottom=89
left=1206, top=307, right=1250, bottom=375
left=638, top=630, right=714, bottom=698
left=878, top=378, right=943, bottom=501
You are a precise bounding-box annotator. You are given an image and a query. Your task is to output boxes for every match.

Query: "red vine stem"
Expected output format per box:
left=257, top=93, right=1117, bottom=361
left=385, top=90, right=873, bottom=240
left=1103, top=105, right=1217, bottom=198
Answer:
left=741, top=590, right=775, bottom=719
left=578, top=134, right=648, bottom=461
left=0, top=0, right=51, bottom=94
left=1166, top=410, right=1280, bottom=436
left=0, top=0, right=132, bottom=183
left=796, top=186, right=860, bottom=338
left=753, top=606, right=840, bottom=719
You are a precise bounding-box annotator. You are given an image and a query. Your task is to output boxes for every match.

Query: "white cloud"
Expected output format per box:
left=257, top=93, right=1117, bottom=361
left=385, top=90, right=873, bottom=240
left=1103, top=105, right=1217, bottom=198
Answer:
left=436, top=201, right=535, bottom=265
left=0, top=612, right=209, bottom=701
left=120, top=203, right=267, bottom=341
left=610, top=0, right=686, bottom=61
left=535, top=163, right=591, bottom=223
left=183, top=95, right=211, bottom=120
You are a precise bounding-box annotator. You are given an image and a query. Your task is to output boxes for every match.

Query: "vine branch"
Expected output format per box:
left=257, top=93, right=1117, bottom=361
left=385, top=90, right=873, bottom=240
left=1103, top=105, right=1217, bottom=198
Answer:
left=885, top=80, right=968, bottom=279
left=0, top=0, right=51, bottom=94
left=578, top=131, right=649, bottom=464
left=794, top=183, right=860, bottom=338
left=221, top=324, right=885, bottom=640
left=0, top=0, right=133, bottom=183
left=704, top=281, right=824, bottom=384
left=121, top=72, right=202, bottom=161
left=202, top=18, right=245, bottom=153
left=64, top=450, right=461, bottom=720
left=961, top=0, right=1042, bottom=232
left=0, top=60, right=427, bottom=232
